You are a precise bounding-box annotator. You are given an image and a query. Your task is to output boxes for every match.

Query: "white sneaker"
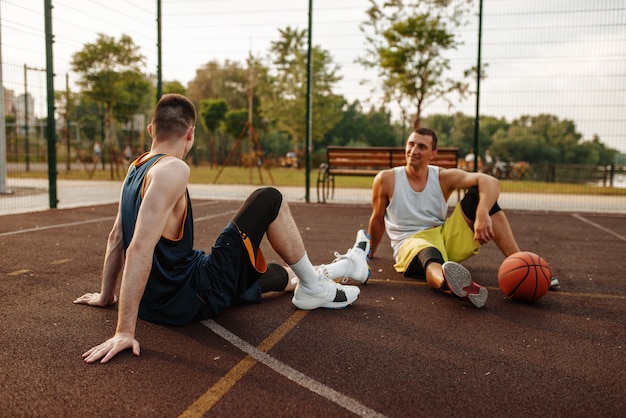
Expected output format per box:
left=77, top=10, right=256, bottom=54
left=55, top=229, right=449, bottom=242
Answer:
left=354, top=229, right=372, bottom=259
left=549, top=277, right=560, bottom=290
left=332, top=229, right=371, bottom=284
left=292, top=268, right=360, bottom=310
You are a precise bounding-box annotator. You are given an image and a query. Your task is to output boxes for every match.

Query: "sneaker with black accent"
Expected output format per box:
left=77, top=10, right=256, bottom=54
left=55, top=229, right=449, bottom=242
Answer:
left=442, top=261, right=488, bottom=308
left=549, top=277, right=560, bottom=291
left=292, top=268, right=360, bottom=310
left=354, top=229, right=372, bottom=259
left=333, top=229, right=371, bottom=284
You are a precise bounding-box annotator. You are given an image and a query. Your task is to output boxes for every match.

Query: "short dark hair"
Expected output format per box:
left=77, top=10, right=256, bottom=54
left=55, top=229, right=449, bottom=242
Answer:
left=412, top=127, right=438, bottom=150
left=151, top=94, right=197, bottom=139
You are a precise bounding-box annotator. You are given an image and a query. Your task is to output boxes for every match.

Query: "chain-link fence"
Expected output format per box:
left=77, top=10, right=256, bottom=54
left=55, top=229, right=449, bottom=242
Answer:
left=1, top=0, right=625, bottom=214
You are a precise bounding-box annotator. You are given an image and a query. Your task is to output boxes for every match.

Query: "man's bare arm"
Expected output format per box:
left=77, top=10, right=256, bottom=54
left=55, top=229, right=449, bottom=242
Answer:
left=82, top=158, right=190, bottom=363
left=74, top=207, right=124, bottom=307
left=439, top=169, right=500, bottom=244
left=368, top=171, right=392, bottom=258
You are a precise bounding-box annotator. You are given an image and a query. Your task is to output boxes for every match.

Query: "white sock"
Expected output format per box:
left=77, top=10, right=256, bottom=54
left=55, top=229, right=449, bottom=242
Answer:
left=324, top=258, right=349, bottom=279
left=289, top=253, right=320, bottom=290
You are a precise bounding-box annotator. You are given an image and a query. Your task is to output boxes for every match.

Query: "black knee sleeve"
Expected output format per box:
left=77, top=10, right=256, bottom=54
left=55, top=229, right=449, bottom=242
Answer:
left=404, top=247, right=445, bottom=278
left=233, top=187, right=283, bottom=251
left=259, top=263, right=289, bottom=293
left=460, top=186, right=502, bottom=221
left=418, top=247, right=445, bottom=270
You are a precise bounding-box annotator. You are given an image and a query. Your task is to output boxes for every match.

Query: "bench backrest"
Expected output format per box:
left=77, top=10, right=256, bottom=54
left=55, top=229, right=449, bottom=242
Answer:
left=326, top=146, right=458, bottom=171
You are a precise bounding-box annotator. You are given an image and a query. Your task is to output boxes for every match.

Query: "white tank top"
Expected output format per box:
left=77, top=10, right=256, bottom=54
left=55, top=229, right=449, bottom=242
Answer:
left=384, top=166, right=447, bottom=258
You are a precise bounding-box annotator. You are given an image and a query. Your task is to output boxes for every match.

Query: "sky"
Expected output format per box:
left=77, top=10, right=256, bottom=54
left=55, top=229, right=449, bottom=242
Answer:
left=2, top=0, right=625, bottom=153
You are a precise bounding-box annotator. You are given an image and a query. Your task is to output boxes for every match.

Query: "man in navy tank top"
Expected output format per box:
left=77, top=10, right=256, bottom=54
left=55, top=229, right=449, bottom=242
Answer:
left=74, top=94, right=369, bottom=364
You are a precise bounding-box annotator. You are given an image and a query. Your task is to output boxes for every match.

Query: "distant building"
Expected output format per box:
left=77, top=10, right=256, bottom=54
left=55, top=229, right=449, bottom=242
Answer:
left=3, top=87, right=16, bottom=116
left=14, top=92, right=35, bottom=135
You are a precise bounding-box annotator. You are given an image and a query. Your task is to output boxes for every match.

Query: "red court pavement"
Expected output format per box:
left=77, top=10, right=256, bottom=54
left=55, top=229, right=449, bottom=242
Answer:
left=0, top=201, right=624, bottom=417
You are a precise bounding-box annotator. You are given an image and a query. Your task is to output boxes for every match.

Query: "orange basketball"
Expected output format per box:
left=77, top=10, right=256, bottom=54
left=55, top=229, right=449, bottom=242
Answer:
left=498, top=251, right=551, bottom=302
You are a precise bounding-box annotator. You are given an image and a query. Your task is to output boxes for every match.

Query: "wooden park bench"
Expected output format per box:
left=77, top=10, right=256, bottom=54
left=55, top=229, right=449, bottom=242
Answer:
left=317, top=145, right=459, bottom=203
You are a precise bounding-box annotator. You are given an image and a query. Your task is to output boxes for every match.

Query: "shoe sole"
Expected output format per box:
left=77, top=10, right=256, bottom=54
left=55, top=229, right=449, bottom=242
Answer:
left=442, top=262, right=488, bottom=308
left=292, top=286, right=360, bottom=310
left=292, top=297, right=357, bottom=310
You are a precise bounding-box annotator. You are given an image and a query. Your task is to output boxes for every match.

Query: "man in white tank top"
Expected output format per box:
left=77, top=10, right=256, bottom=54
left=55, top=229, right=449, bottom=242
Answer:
left=366, top=127, right=555, bottom=308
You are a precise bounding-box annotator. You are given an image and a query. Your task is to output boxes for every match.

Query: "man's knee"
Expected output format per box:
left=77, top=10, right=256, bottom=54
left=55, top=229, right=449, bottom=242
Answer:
left=244, top=187, right=283, bottom=221
left=234, top=187, right=283, bottom=245
left=460, top=186, right=501, bottom=222
left=405, top=247, right=445, bottom=278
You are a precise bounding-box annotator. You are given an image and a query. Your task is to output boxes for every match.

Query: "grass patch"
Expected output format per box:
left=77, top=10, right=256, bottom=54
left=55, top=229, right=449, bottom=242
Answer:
left=9, top=165, right=626, bottom=196
left=497, top=180, right=626, bottom=195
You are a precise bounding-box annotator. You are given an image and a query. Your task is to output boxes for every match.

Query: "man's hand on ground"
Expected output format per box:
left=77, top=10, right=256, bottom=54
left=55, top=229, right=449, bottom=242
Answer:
left=73, top=292, right=117, bottom=307
left=82, top=333, right=140, bottom=364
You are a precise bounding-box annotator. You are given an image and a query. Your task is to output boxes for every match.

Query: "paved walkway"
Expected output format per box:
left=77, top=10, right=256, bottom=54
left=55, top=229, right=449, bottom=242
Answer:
left=1, top=178, right=625, bottom=215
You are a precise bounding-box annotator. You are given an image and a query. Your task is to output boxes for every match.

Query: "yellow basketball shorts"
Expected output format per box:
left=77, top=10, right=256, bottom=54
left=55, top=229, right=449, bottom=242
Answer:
left=394, top=205, right=480, bottom=273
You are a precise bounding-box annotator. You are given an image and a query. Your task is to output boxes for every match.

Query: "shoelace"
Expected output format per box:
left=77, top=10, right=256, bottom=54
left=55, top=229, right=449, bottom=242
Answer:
left=318, top=265, right=331, bottom=279
left=331, top=252, right=353, bottom=284
left=332, top=250, right=350, bottom=263
left=317, top=266, right=340, bottom=298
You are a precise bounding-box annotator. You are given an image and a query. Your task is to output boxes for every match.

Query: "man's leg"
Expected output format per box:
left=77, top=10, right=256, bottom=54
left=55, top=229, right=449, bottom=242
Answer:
left=409, top=246, right=446, bottom=290
left=490, top=211, right=520, bottom=257
left=460, top=186, right=519, bottom=256
left=321, top=229, right=371, bottom=284
left=405, top=245, right=488, bottom=309
left=235, top=187, right=361, bottom=309
left=285, top=229, right=371, bottom=287
left=459, top=186, right=559, bottom=289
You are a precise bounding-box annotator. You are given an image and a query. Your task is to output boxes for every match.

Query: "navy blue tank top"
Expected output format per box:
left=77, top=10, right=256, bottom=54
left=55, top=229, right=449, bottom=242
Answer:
left=121, top=153, right=206, bottom=326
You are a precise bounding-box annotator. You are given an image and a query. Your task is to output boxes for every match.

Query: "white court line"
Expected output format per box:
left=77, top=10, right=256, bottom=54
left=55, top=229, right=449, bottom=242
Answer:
left=201, top=319, right=387, bottom=418
left=572, top=213, right=626, bottom=242
left=0, top=201, right=226, bottom=237
left=6, top=199, right=383, bottom=415
left=194, top=209, right=237, bottom=222
left=0, top=216, right=115, bottom=237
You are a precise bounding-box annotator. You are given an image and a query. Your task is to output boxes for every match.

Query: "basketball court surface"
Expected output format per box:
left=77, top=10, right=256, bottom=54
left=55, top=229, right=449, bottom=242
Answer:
left=0, top=199, right=624, bottom=417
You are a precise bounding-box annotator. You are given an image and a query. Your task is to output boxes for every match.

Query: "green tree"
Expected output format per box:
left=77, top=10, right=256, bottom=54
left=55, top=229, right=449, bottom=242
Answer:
left=322, top=101, right=367, bottom=147
left=187, top=60, right=250, bottom=111
left=422, top=113, right=455, bottom=145
left=199, top=99, right=229, bottom=167
left=223, top=109, right=248, bottom=139
left=68, top=96, right=102, bottom=145
left=71, top=33, right=147, bottom=178
left=476, top=115, right=508, bottom=160
left=113, top=71, right=151, bottom=157
left=259, top=27, right=344, bottom=157
left=363, top=105, right=402, bottom=146
left=489, top=114, right=598, bottom=165
left=224, top=108, right=257, bottom=165
left=450, top=113, right=475, bottom=154
left=187, top=57, right=268, bottom=160
left=323, top=101, right=400, bottom=149
left=163, top=81, right=186, bottom=95
left=588, top=135, right=618, bottom=165
left=359, top=0, right=473, bottom=129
